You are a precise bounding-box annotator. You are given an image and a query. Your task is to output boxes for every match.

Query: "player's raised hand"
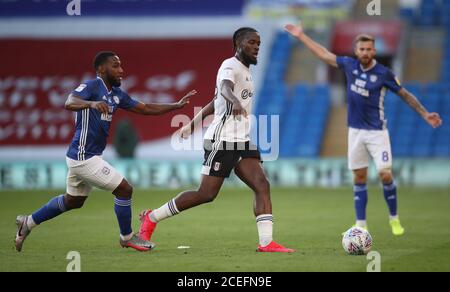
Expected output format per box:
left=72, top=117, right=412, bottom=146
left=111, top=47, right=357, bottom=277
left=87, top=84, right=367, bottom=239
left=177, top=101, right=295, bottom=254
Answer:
left=425, top=112, right=443, bottom=128
left=177, top=90, right=197, bottom=108
left=284, top=23, right=304, bottom=38
left=90, top=101, right=109, bottom=115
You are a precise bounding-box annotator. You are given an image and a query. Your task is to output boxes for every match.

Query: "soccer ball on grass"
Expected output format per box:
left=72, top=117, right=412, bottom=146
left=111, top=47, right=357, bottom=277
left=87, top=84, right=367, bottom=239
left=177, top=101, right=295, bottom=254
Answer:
left=342, top=227, right=372, bottom=255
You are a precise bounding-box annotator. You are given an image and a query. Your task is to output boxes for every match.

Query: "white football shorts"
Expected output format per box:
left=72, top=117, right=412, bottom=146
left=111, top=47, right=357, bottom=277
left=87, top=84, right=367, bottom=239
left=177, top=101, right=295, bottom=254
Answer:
left=348, top=127, right=393, bottom=171
left=66, top=156, right=124, bottom=197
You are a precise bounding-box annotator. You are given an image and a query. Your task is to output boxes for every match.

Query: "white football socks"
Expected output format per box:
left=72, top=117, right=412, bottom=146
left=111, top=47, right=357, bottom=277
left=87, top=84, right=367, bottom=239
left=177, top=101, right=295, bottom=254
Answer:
left=389, top=215, right=399, bottom=221
left=120, top=233, right=133, bottom=241
left=27, top=215, right=37, bottom=230
left=356, top=220, right=367, bottom=228
left=256, top=214, right=273, bottom=247
left=150, top=199, right=180, bottom=223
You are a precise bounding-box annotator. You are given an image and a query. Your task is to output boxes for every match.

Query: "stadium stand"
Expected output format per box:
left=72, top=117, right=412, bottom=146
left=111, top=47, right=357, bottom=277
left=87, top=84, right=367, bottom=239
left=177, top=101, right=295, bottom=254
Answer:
left=393, top=0, right=450, bottom=157
left=255, top=32, right=331, bottom=158
left=257, top=0, right=450, bottom=158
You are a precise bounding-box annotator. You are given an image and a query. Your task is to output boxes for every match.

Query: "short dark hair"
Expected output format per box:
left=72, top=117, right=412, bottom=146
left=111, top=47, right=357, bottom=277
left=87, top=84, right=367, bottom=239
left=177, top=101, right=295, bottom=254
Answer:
left=354, top=34, right=375, bottom=47
left=93, top=51, right=117, bottom=71
left=233, top=27, right=258, bottom=51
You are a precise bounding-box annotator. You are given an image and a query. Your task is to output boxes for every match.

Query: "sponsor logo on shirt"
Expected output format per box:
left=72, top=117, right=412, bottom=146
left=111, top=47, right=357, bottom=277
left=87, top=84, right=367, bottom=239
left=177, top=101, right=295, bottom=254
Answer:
left=101, top=106, right=114, bottom=122
left=241, top=89, right=253, bottom=100
left=101, top=114, right=113, bottom=122
left=75, top=84, right=87, bottom=92
left=351, top=79, right=369, bottom=97
left=113, top=96, right=120, bottom=105
left=355, top=79, right=367, bottom=87
left=351, top=84, right=370, bottom=97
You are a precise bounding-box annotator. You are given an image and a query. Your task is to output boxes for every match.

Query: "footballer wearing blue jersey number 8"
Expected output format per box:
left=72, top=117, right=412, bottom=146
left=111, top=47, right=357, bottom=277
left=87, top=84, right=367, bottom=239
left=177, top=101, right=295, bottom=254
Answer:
left=285, top=23, right=442, bottom=236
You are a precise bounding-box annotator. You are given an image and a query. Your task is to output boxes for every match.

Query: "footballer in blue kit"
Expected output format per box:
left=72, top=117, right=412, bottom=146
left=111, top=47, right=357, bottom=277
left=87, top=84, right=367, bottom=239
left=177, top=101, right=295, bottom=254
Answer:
left=336, top=55, right=402, bottom=131
left=14, top=51, right=197, bottom=252
left=285, top=23, right=442, bottom=235
left=66, top=77, right=140, bottom=161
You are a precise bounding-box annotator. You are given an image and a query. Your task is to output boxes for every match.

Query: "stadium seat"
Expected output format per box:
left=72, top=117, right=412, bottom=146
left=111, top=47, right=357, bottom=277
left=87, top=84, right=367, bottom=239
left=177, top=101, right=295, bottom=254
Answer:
left=433, top=144, right=450, bottom=157
left=275, top=82, right=330, bottom=158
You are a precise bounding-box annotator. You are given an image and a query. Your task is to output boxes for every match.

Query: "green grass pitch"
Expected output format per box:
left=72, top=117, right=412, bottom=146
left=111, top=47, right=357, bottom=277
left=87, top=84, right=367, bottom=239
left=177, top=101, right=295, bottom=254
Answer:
left=1, top=187, right=449, bottom=272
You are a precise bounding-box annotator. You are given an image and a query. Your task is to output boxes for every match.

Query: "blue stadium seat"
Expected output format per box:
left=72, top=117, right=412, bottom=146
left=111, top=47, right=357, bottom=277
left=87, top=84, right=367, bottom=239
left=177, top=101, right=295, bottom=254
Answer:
left=403, top=82, right=423, bottom=96
left=260, top=32, right=331, bottom=158
left=399, top=8, right=415, bottom=23
left=392, top=146, right=411, bottom=157
left=411, top=144, right=433, bottom=157
left=433, top=144, right=450, bottom=157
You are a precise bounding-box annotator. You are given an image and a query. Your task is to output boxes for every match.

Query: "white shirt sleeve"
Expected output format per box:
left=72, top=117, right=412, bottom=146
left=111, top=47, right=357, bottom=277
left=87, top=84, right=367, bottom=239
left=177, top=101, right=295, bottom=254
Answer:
left=218, top=64, right=236, bottom=84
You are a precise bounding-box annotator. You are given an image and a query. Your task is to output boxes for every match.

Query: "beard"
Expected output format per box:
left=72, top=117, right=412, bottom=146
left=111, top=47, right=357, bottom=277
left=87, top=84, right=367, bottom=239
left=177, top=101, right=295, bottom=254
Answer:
left=107, top=75, right=121, bottom=87
left=111, top=79, right=121, bottom=87
left=242, top=52, right=257, bottom=65
left=359, top=56, right=373, bottom=66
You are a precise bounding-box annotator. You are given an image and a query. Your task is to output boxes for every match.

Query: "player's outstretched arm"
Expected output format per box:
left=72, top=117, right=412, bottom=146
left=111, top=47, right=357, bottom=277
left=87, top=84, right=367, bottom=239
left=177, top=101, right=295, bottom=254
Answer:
left=179, top=99, right=215, bottom=139
left=65, top=94, right=109, bottom=115
left=284, top=23, right=338, bottom=68
left=397, top=88, right=443, bottom=128
left=129, top=90, right=197, bottom=115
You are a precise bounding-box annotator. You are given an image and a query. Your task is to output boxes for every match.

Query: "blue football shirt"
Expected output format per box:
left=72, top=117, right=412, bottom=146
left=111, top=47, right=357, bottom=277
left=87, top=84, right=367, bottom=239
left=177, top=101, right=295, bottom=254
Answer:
left=337, top=56, right=402, bottom=130
left=66, top=77, right=139, bottom=161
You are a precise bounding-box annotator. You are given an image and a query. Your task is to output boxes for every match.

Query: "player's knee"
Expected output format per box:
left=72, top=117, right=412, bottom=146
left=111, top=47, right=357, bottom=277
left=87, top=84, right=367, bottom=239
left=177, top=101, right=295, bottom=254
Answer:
left=353, top=172, right=367, bottom=184
left=114, top=181, right=133, bottom=199
left=199, top=190, right=218, bottom=203
left=203, top=193, right=218, bottom=203
left=121, top=186, right=133, bottom=199
left=379, top=170, right=393, bottom=184
left=354, top=178, right=367, bottom=185
left=64, top=195, right=86, bottom=210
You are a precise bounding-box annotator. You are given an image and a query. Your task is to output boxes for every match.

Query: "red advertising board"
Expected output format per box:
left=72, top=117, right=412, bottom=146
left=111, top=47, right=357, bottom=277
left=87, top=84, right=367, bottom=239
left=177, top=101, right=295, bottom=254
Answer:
left=0, top=38, right=232, bottom=145
left=331, top=20, right=403, bottom=55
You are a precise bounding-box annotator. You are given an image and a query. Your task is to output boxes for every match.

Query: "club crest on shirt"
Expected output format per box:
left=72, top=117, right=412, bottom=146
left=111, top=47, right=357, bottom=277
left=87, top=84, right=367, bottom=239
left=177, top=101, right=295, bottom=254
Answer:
left=214, top=162, right=221, bottom=171
left=370, top=75, right=378, bottom=83
left=113, top=96, right=120, bottom=104
left=102, top=166, right=110, bottom=175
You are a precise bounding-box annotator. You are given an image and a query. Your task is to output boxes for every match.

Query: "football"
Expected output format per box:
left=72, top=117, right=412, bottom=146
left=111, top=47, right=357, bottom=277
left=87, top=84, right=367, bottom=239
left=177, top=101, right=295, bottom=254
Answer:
left=342, top=227, right=373, bottom=255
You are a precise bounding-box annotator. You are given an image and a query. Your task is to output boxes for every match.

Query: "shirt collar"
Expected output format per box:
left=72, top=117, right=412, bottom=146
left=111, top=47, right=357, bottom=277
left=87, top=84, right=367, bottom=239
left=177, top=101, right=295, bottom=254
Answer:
left=97, top=76, right=112, bottom=94
left=360, top=59, right=377, bottom=72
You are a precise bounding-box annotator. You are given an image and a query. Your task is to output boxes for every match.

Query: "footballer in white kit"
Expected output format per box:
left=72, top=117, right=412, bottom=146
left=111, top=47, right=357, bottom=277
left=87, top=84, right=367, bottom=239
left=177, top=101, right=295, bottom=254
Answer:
left=285, top=23, right=442, bottom=235
left=139, top=27, right=295, bottom=253
left=202, top=56, right=260, bottom=177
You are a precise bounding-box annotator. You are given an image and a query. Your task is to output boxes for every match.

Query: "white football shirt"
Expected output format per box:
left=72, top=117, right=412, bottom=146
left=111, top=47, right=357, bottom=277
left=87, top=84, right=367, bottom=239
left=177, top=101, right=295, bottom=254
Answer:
left=204, top=57, right=255, bottom=142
